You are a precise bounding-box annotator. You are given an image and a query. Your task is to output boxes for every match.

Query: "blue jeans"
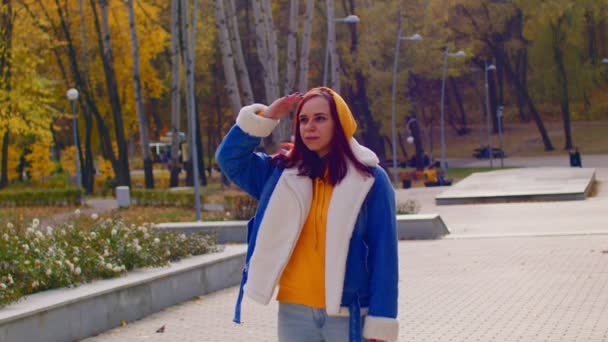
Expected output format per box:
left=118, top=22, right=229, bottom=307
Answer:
left=278, top=302, right=367, bottom=342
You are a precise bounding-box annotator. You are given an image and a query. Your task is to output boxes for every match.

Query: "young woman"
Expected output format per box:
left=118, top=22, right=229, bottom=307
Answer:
left=216, top=87, right=398, bottom=342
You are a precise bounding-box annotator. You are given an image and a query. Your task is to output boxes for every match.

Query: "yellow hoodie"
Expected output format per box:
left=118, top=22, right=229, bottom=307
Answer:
left=277, top=87, right=357, bottom=308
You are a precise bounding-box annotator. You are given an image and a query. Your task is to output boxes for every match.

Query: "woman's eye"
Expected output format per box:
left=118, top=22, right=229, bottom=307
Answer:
left=299, top=117, right=308, bottom=124
left=315, top=116, right=326, bottom=122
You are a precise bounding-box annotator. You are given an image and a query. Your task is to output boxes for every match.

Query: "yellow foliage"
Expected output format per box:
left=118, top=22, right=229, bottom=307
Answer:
left=25, top=140, right=55, bottom=180
left=3, top=145, right=21, bottom=181
left=97, top=156, right=115, bottom=179
left=132, top=170, right=171, bottom=189
left=60, top=146, right=77, bottom=175
left=0, top=9, right=55, bottom=140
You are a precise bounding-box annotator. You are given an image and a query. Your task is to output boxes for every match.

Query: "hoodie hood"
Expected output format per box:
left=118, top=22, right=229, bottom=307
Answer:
left=304, top=87, right=358, bottom=140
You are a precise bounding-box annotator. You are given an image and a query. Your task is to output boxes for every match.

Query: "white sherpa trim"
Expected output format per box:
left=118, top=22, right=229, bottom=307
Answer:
left=243, top=136, right=381, bottom=310
left=335, top=307, right=368, bottom=317
left=244, top=168, right=312, bottom=304
left=363, top=316, right=399, bottom=342
left=235, top=103, right=277, bottom=137
left=324, top=165, right=374, bottom=315
left=350, top=138, right=379, bottom=166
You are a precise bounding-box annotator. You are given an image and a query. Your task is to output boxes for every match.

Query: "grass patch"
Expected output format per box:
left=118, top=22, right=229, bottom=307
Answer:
left=444, top=166, right=517, bottom=181
left=395, top=166, right=518, bottom=187
left=107, top=206, right=231, bottom=226
left=0, top=206, right=83, bottom=226
left=437, top=120, right=608, bottom=158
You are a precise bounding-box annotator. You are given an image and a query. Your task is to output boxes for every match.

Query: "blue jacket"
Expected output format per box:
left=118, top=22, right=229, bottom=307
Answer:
left=216, top=104, right=399, bottom=341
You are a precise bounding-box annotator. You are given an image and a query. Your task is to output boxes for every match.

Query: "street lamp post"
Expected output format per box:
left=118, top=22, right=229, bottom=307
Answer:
left=439, top=48, right=465, bottom=176
left=471, top=67, right=485, bottom=151
left=496, top=105, right=504, bottom=167
left=66, top=88, right=81, bottom=193
left=323, top=15, right=360, bottom=86
left=390, top=27, right=422, bottom=185
left=484, top=62, right=496, bottom=168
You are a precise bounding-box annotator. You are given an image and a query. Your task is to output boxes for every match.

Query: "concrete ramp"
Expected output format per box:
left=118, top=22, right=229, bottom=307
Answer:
left=436, top=167, right=596, bottom=205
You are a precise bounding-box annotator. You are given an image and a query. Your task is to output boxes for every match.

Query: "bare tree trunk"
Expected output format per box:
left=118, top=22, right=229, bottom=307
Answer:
left=98, top=0, right=130, bottom=186
left=298, top=0, right=315, bottom=92
left=274, top=0, right=300, bottom=142
left=55, top=0, right=117, bottom=176
left=261, top=0, right=279, bottom=100
left=326, top=0, right=340, bottom=92
left=496, top=47, right=554, bottom=151
left=515, top=48, right=528, bottom=122
left=251, top=0, right=272, bottom=102
left=169, top=0, right=181, bottom=187
left=180, top=0, right=193, bottom=186
left=226, top=0, right=253, bottom=104
left=284, top=0, right=298, bottom=95
left=77, top=0, right=95, bottom=193
left=126, top=0, right=154, bottom=189
left=449, top=77, right=468, bottom=133
left=551, top=18, right=573, bottom=150
left=215, top=0, right=242, bottom=115
left=0, top=0, right=13, bottom=188
left=252, top=0, right=285, bottom=144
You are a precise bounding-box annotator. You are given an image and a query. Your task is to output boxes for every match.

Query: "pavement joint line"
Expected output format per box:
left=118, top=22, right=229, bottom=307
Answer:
left=445, top=230, right=608, bottom=239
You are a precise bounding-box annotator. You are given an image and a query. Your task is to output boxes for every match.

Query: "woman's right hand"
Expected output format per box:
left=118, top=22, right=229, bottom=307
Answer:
left=264, top=93, right=303, bottom=120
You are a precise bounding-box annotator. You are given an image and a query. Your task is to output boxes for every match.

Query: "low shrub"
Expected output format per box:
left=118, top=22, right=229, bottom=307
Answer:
left=396, top=200, right=420, bottom=215
left=131, top=188, right=204, bottom=207
left=0, top=188, right=82, bottom=207
left=0, top=212, right=222, bottom=307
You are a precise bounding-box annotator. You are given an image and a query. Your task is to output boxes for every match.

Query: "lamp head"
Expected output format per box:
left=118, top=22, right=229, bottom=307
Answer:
left=487, top=64, right=497, bottom=71
left=67, top=88, right=79, bottom=101
left=602, top=58, right=608, bottom=64
left=406, top=136, right=415, bottom=144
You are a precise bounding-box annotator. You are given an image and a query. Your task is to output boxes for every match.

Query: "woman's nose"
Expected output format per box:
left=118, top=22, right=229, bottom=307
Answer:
left=303, top=122, right=315, bottom=131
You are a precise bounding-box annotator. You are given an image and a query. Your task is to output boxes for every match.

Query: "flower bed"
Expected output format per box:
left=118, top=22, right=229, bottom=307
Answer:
left=0, top=210, right=222, bottom=307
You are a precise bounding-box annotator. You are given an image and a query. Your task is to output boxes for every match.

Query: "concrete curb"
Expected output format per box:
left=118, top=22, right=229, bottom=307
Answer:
left=0, top=245, right=246, bottom=342
left=396, top=214, right=450, bottom=239
left=156, top=214, right=450, bottom=242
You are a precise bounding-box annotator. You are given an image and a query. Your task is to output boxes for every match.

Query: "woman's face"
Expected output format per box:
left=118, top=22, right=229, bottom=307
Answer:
left=298, top=96, right=335, bottom=157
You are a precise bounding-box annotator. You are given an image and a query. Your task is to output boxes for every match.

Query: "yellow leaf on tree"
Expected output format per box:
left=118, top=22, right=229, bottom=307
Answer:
left=25, top=139, right=55, bottom=181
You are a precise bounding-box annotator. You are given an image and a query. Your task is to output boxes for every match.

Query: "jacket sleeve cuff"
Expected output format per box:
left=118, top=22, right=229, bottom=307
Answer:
left=363, top=315, right=399, bottom=341
left=235, top=103, right=278, bottom=137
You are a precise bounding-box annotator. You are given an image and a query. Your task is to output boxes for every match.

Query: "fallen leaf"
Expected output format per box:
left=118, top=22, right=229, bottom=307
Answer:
left=156, top=325, right=165, bottom=333
left=121, top=320, right=127, bottom=327
left=601, top=250, right=608, bottom=254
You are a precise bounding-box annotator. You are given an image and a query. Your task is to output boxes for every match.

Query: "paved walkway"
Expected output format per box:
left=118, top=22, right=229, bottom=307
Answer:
left=81, top=157, right=608, bottom=342
left=40, top=198, right=118, bottom=228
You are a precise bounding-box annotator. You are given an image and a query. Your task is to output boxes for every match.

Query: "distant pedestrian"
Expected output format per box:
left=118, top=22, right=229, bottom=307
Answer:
left=569, top=147, right=582, bottom=168
left=216, top=87, right=399, bottom=341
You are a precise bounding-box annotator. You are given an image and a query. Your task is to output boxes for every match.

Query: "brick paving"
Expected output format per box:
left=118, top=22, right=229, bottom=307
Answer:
left=82, top=235, right=608, bottom=342
left=81, top=162, right=608, bottom=341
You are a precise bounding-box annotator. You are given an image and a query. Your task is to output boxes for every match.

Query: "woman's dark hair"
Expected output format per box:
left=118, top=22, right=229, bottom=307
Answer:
left=272, top=89, right=373, bottom=185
